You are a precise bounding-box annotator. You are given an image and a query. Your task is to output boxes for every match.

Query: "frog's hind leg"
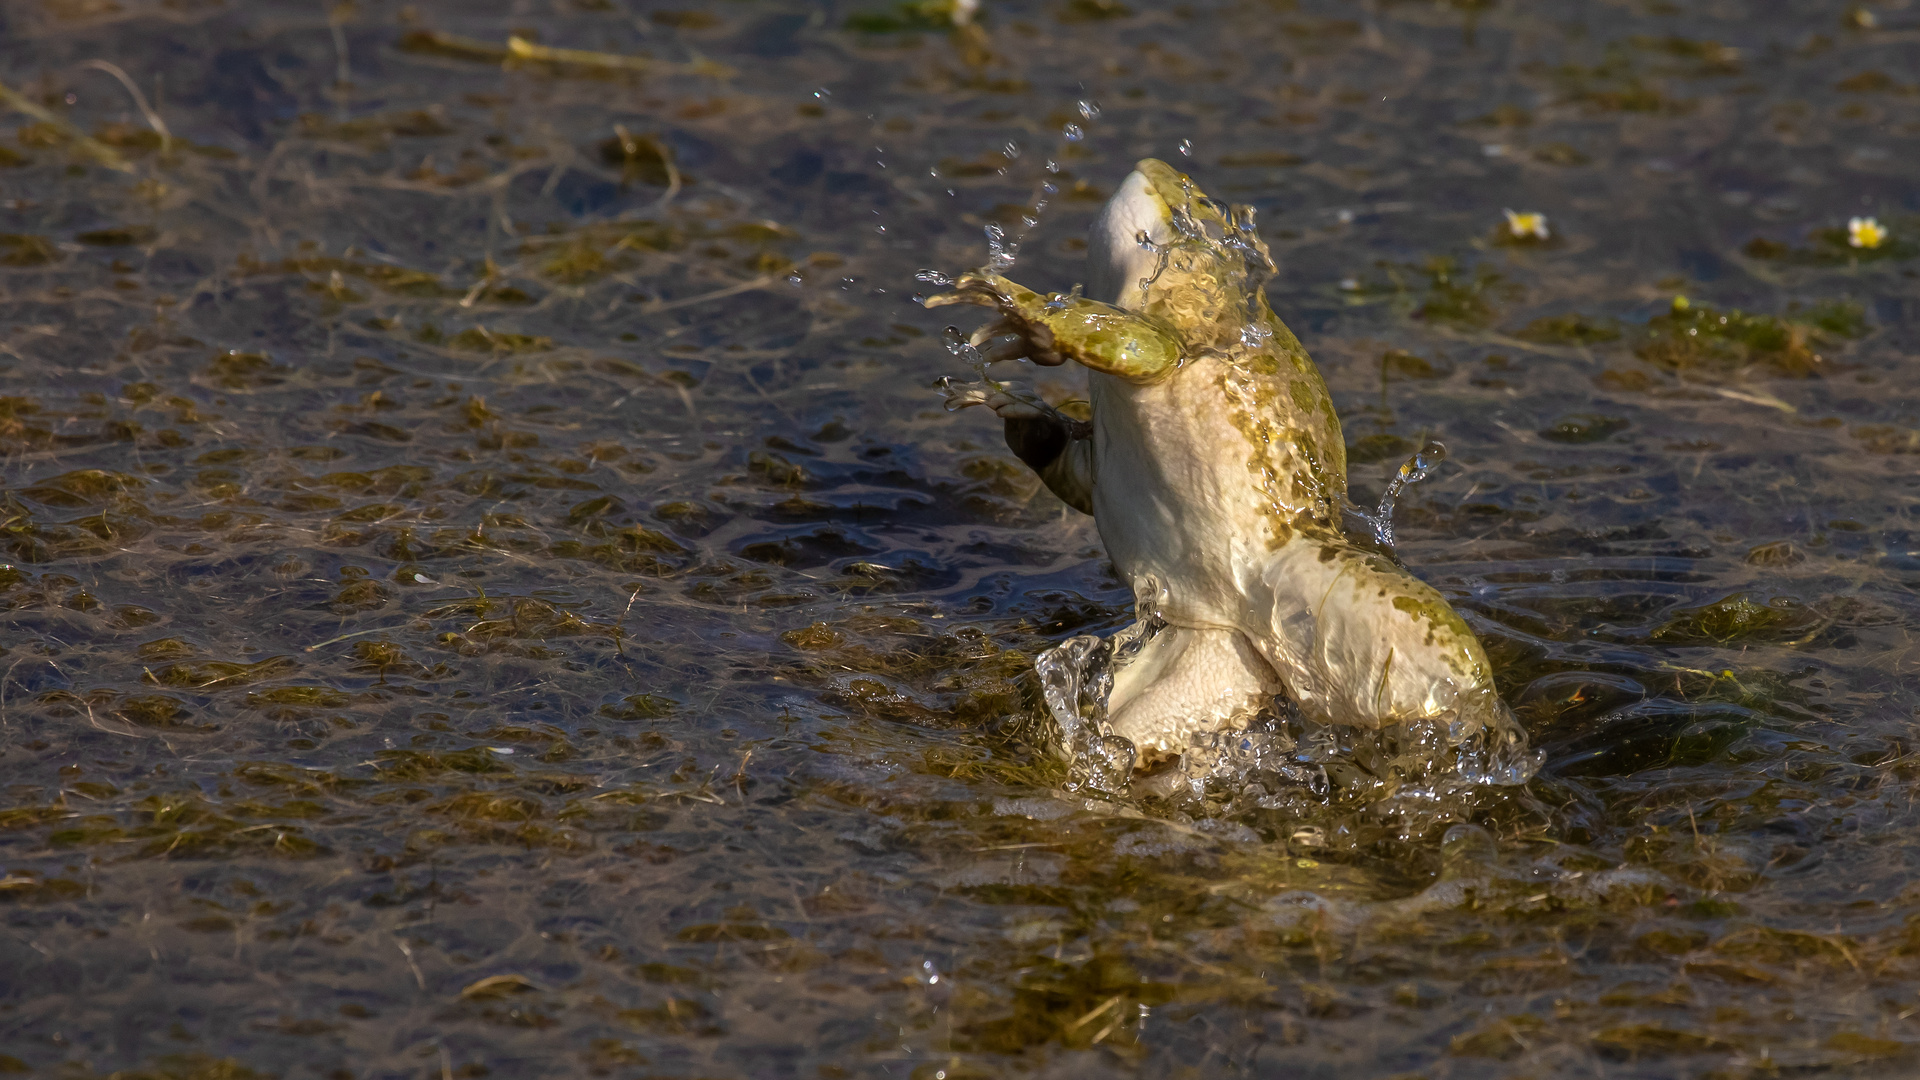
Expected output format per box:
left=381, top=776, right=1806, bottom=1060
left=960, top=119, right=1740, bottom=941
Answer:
left=1107, top=625, right=1285, bottom=758
left=1244, top=539, right=1505, bottom=735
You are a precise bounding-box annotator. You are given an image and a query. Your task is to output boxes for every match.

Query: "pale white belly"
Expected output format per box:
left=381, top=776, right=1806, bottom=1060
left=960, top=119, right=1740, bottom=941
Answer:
left=1086, top=366, right=1271, bottom=630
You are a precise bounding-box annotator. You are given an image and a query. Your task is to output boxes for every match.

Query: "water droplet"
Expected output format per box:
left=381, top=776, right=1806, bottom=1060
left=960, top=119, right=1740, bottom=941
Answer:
left=1002, top=140, right=1021, bottom=159
left=813, top=87, right=831, bottom=99
left=1371, top=439, right=1447, bottom=550
left=1178, top=138, right=1194, bottom=157
left=1078, top=99, right=1101, bottom=121
left=984, top=223, right=1017, bottom=271
left=1062, top=123, right=1084, bottom=143
left=914, top=269, right=954, bottom=286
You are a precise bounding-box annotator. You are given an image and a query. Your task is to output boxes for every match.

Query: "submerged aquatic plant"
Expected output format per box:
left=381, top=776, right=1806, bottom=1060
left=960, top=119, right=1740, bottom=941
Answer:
left=1745, top=217, right=1916, bottom=265
left=1412, top=257, right=1516, bottom=327
left=1637, top=295, right=1867, bottom=377
left=846, top=0, right=982, bottom=33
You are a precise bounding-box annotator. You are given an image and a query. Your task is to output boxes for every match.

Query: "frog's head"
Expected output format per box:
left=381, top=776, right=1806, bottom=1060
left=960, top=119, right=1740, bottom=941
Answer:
left=1086, top=158, right=1276, bottom=339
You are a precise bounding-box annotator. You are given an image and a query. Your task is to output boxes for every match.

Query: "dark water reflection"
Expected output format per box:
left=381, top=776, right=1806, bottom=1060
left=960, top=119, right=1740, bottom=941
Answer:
left=2, top=0, right=1918, bottom=1075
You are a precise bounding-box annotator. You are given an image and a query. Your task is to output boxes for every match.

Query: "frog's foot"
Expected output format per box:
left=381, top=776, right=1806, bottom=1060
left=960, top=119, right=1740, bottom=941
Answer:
left=1248, top=537, right=1507, bottom=737
left=1107, top=624, right=1284, bottom=756
left=936, top=376, right=1056, bottom=420
left=925, top=272, right=1068, bottom=366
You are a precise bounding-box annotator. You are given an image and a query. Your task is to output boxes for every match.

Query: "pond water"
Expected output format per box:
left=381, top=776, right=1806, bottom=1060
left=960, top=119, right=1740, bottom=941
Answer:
left=2, top=0, right=1919, bottom=1076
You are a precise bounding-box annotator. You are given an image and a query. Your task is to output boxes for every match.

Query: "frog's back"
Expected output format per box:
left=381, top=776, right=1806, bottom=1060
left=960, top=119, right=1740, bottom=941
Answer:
left=1213, top=300, right=1348, bottom=541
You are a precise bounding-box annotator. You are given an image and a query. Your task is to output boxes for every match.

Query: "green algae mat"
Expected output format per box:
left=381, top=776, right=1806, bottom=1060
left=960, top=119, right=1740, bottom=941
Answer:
left=2, top=0, right=1919, bottom=1076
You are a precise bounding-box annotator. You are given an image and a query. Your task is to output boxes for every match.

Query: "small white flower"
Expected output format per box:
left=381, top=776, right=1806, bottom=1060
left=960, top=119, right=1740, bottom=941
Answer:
left=1848, top=216, right=1887, bottom=250
left=1503, top=209, right=1550, bottom=240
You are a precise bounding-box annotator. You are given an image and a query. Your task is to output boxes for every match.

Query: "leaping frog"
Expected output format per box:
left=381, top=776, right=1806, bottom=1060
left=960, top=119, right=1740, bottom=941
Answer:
left=929, top=159, right=1519, bottom=764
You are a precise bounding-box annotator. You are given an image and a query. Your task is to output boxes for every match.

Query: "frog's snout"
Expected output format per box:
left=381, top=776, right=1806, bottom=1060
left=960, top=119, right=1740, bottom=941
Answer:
left=1086, top=166, right=1169, bottom=308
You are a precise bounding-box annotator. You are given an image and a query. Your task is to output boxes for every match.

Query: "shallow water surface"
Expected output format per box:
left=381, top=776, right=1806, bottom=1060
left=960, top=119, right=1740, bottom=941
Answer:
left=2, top=0, right=1919, bottom=1076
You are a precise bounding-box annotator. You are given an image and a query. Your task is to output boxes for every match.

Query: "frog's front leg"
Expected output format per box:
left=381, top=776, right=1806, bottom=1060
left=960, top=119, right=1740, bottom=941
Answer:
left=1006, top=412, right=1096, bottom=514
left=926, top=271, right=1185, bottom=384
left=936, top=378, right=1098, bottom=513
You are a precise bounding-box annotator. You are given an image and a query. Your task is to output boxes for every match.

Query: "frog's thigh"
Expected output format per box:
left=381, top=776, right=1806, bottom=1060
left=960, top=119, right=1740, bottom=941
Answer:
left=1247, top=545, right=1492, bottom=733
left=1107, top=626, right=1283, bottom=755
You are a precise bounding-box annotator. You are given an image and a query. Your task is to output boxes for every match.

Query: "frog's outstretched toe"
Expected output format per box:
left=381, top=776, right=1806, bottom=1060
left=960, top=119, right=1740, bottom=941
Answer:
left=922, top=271, right=1006, bottom=310
left=967, top=318, right=1050, bottom=365
left=936, top=377, right=1053, bottom=420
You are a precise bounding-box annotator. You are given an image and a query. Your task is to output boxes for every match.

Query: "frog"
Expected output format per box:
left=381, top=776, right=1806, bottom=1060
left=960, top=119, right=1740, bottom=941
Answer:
left=927, top=158, right=1514, bottom=761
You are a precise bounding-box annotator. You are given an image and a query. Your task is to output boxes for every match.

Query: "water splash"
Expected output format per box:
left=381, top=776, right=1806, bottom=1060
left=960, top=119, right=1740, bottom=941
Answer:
left=929, top=100, right=1104, bottom=292
left=983, top=223, right=1017, bottom=271
left=1036, top=608, right=1540, bottom=816
left=1371, top=438, right=1447, bottom=550
left=1127, top=181, right=1279, bottom=336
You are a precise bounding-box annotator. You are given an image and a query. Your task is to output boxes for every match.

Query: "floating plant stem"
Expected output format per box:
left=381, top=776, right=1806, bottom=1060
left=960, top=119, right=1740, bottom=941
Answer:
left=0, top=78, right=132, bottom=171
left=505, top=34, right=734, bottom=77
left=305, top=624, right=413, bottom=651
left=80, top=60, right=172, bottom=156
